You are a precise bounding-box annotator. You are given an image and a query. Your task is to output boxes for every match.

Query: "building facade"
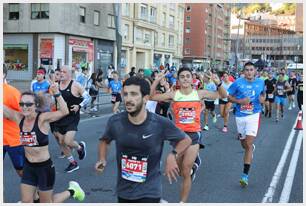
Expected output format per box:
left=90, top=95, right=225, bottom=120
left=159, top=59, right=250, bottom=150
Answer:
left=120, top=3, right=184, bottom=75
left=4, top=3, right=116, bottom=84
left=182, top=3, right=231, bottom=71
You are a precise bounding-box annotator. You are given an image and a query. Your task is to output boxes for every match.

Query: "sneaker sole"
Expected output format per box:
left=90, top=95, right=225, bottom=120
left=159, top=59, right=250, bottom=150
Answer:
left=79, top=141, right=87, bottom=160
left=239, top=179, right=248, bottom=187
left=65, top=165, right=80, bottom=173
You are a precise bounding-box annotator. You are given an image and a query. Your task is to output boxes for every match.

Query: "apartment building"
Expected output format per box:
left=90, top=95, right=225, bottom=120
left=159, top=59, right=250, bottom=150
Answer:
left=120, top=3, right=185, bottom=74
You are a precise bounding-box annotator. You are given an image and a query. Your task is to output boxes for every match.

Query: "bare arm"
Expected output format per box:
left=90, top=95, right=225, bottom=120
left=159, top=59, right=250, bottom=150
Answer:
left=3, top=105, right=23, bottom=125
left=95, top=139, right=110, bottom=172
left=198, top=90, right=218, bottom=100
left=150, top=71, right=174, bottom=102
left=228, top=95, right=250, bottom=105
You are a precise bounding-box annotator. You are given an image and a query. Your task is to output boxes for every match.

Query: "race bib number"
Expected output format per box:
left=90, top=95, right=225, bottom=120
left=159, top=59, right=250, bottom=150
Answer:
left=268, top=93, right=274, bottom=99
left=240, top=103, right=254, bottom=114
left=111, top=94, right=117, bottom=102
left=121, top=154, right=148, bottom=183
left=178, top=108, right=196, bottom=124
left=20, top=132, right=39, bottom=146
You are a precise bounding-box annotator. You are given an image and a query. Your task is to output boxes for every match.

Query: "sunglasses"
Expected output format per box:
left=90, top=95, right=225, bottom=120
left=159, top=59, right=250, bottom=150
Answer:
left=19, top=102, right=35, bottom=107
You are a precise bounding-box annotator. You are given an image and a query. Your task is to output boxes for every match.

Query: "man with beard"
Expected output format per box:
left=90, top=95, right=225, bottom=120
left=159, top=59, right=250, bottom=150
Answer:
left=150, top=67, right=227, bottom=202
left=95, top=76, right=192, bottom=203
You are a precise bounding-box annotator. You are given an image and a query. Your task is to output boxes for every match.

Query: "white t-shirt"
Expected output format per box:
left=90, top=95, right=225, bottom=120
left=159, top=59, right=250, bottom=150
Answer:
left=146, top=100, right=158, bottom=113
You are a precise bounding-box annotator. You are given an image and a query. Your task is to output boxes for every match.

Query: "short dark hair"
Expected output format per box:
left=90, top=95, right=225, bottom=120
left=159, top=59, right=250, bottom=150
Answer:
left=177, top=67, right=192, bottom=77
left=244, top=61, right=255, bottom=69
left=123, top=76, right=150, bottom=97
left=55, top=68, right=61, bottom=72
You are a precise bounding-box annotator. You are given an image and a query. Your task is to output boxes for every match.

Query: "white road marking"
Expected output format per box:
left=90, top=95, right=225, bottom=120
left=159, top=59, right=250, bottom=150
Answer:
left=261, top=115, right=299, bottom=203
left=279, top=131, right=303, bottom=203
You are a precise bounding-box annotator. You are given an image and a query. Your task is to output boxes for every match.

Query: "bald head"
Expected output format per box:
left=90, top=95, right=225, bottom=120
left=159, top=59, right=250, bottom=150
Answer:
left=60, top=65, right=72, bottom=81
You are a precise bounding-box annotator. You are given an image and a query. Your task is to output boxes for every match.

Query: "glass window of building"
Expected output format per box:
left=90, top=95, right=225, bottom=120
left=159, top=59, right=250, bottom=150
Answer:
left=9, top=3, right=19, bottom=20
left=31, top=3, right=49, bottom=19
left=123, top=3, right=130, bottom=17
left=186, top=16, right=191, bottom=22
left=4, top=44, right=29, bottom=71
left=185, top=48, right=191, bottom=54
left=144, top=33, right=151, bottom=44
left=154, top=32, right=158, bottom=46
left=169, top=35, right=174, bottom=47
left=135, top=28, right=143, bottom=42
left=140, top=4, right=148, bottom=20
left=80, top=7, right=86, bottom=23
left=161, top=33, right=165, bottom=46
left=186, top=5, right=191, bottom=12
left=186, top=27, right=191, bottom=33
left=162, top=12, right=166, bottom=26
left=150, top=7, right=157, bottom=23
left=169, top=15, right=174, bottom=28
left=108, top=14, right=115, bottom=28
left=94, top=11, right=100, bottom=26
left=123, top=24, right=129, bottom=40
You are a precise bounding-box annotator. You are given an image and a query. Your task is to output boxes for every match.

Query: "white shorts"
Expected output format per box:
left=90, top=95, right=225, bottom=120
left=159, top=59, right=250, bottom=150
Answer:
left=235, top=113, right=260, bottom=139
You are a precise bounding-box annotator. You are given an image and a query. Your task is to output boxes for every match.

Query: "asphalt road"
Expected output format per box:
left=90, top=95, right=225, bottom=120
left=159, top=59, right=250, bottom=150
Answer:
left=3, top=105, right=303, bottom=203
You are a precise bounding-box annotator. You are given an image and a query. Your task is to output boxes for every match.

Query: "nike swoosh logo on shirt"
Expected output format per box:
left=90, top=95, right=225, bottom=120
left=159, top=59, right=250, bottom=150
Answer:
left=142, top=134, right=153, bottom=139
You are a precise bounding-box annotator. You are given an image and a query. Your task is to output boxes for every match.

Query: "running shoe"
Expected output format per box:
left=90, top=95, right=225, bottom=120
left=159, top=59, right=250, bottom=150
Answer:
left=203, top=125, right=209, bottom=131
left=268, top=112, right=271, bottom=118
left=281, top=112, right=284, bottom=118
left=239, top=173, right=249, bottom=187
left=212, top=115, right=217, bottom=123
left=288, top=106, right=292, bottom=110
left=222, top=126, right=228, bottom=133
left=292, top=103, right=296, bottom=108
left=195, top=153, right=202, bottom=166
left=160, top=199, right=168, bottom=203
left=190, top=163, right=199, bottom=182
left=68, top=181, right=85, bottom=201
left=77, top=141, right=86, bottom=160
left=65, top=162, right=79, bottom=173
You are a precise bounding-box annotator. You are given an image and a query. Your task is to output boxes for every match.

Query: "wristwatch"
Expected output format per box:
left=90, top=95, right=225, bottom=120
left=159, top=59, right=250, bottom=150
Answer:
left=171, top=149, right=178, bottom=159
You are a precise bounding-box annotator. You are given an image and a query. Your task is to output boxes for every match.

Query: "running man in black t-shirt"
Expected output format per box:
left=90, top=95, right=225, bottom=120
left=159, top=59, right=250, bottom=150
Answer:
left=296, top=74, right=303, bottom=110
left=287, top=72, right=298, bottom=110
left=264, top=72, right=276, bottom=118
left=95, top=77, right=191, bottom=203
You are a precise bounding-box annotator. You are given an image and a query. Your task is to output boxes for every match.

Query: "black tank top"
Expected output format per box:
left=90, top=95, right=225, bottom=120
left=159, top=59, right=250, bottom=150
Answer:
left=19, top=113, right=49, bottom=147
left=59, top=80, right=83, bottom=115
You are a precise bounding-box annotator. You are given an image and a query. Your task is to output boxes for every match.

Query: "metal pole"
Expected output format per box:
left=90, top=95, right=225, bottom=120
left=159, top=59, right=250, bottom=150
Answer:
left=235, top=9, right=242, bottom=74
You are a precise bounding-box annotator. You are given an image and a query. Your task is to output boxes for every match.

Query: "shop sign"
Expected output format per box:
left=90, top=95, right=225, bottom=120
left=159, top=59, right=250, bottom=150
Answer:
left=40, top=39, right=54, bottom=59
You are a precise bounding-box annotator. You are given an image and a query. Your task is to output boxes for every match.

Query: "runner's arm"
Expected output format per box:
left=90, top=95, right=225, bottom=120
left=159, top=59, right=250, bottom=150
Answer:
left=228, top=95, right=250, bottom=105
left=3, top=105, right=23, bottom=124
left=76, top=83, right=92, bottom=108
left=284, top=82, right=292, bottom=92
left=95, top=139, right=110, bottom=172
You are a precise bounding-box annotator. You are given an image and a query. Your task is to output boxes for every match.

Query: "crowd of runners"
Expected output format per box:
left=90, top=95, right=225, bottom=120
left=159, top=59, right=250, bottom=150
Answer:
left=3, top=61, right=303, bottom=203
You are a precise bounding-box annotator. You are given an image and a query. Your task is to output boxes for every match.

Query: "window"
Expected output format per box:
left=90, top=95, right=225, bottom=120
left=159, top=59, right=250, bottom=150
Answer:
left=108, top=14, right=115, bottom=28
left=144, top=33, right=151, bottom=44
left=94, top=11, right=100, bottom=26
left=154, top=32, right=158, bottom=46
left=185, top=48, right=191, bottom=54
left=169, top=15, right=174, bottom=28
left=123, top=24, right=129, bottom=40
left=185, top=37, right=190, bottom=43
left=80, top=7, right=86, bottom=23
left=140, top=4, right=148, bottom=20
left=161, top=33, right=165, bottom=46
left=4, top=44, right=29, bottom=71
left=186, top=27, right=191, bottom=33
left=135, top=28, right=143, bottom=42
left=150, top=7, right=157, bottom=23
left=162, top=12, right=166, bottom=26
left=186, top=5, right=191, bottom=12
left=31, top=3, right=49, bottom=19
left=123, top=3, right=130, bottom=17
left=9, top=3, right=19, bottom=20
left=169, top=35, right=174, bottom=47
left=186, top=16, right=190, bottom=22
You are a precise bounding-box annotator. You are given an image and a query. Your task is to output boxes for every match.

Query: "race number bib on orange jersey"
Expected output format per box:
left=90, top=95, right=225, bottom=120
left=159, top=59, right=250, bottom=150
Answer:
left=121, top=154, right=148, bottom=183
left=178, top=107, right=196, bottom=124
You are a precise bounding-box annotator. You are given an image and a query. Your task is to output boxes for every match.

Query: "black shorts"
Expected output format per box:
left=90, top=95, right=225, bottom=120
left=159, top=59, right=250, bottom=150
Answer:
left=21, top=158, right=55, bottom=191
left=186, top=132, right=205, bottom=149
left=265, top=93, right=275, bottom=103
left=111, top=93, right=122, bottom=104
left=287, top=90, right=295, bottom=96
left=52, top=115, right=80, bottom=135
left=219, top=99, right=229, bottom=105
left=204, top=101, right=215, bottom=111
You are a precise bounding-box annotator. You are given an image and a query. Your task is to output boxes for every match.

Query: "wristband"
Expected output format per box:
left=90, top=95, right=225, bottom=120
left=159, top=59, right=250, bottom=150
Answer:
left=53, top=93, right=61, bottom=98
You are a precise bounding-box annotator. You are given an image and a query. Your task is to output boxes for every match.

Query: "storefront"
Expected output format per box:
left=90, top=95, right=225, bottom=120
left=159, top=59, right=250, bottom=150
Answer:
left=69, top=37, right=94, bottom=72
left=153, top=53, right=162, bottom=68
left=94, top=39, right=114, bottom=74
left=40, top=38, right=54, bottom=66
left=3, top=34, right=33, bottom=80
left=164, top=54, right=171, bottom=65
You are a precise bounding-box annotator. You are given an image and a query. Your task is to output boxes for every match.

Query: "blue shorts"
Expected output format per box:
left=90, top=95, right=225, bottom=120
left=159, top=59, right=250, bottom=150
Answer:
left=3, top=145, right=25, bottom=170
left=275, top=96, right=286, bottom=106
